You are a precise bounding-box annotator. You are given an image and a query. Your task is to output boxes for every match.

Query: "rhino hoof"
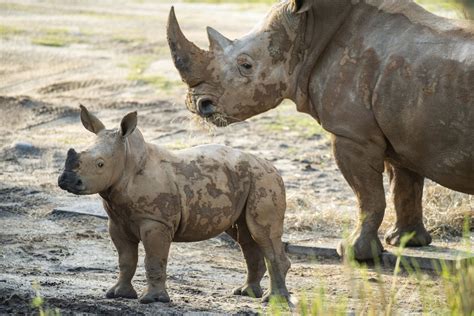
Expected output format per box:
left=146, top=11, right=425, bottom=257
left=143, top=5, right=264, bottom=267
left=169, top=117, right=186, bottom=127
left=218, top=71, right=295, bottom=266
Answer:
left=139, top=290, right=170, bottom=304
left=105, top=284, right=137, bottom=299
left=233, top=283, right=263, bottom=298
left=337, top=231, right=384, bottom=261
left=385, top=224, right=432, bottom=247
left=261, top=289, right=291, bottom=304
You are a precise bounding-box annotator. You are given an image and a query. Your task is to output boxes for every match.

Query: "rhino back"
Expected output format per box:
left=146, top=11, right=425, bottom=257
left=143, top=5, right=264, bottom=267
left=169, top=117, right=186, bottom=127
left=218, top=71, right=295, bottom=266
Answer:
left=170, top=145, right=254, bottom=241
left=367, top=7, right=474, bottom=192
left=309, top=2, right=474, bottom=193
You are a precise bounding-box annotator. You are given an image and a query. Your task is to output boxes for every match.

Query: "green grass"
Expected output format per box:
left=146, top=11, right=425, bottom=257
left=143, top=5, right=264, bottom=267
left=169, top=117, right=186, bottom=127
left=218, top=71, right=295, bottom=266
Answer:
left=416, top=0, right=472, bottom=18
left=111, top=34, right=146, bottom=45
left=183, top=0, right=273, bottom=3
left=32, top=36, right=71, bottom=47
left=32, top=28, right=77, bottom=47
left=261, top=103, right=326, bottom=138
left=31, top=282, right=60, bottom=316
left=127, top=55, right=181, bottom=92
left=0, top=25, right=24, bottom=38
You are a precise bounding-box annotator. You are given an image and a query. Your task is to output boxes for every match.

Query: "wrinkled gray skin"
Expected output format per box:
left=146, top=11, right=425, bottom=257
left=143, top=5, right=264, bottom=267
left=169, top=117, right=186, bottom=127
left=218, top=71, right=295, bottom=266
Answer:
left=167, top=0, right=474, bottom=260
left=58, top=106, right=290, bottom=303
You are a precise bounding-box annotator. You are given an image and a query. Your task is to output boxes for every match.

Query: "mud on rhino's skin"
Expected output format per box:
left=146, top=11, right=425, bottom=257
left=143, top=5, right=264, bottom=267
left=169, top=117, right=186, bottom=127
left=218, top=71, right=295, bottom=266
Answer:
left=167, top=0, right=474, bottom=261
left=57, top=106, right=292, bottom=304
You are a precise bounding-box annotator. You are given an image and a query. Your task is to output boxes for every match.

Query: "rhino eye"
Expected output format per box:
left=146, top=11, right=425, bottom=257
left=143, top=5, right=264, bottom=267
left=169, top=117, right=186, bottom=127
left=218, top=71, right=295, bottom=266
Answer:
left=242, top=63, right=252, bottom=70
left=96, top=160, right=105, bottom=168
left=237, top=54, right=255, bottom=77
left=238, top=61, right=254, bottom=76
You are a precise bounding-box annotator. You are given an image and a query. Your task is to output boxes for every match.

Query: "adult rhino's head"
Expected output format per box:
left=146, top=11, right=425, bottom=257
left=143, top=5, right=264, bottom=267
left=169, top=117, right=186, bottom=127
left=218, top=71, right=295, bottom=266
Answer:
left=167, top=0, right=314, bottom=126
left=58, top=105, right=139, bottom=195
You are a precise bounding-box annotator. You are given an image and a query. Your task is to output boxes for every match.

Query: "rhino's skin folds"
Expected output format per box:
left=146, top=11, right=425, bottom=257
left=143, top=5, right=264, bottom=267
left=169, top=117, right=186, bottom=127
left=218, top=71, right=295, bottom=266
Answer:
left=167, top=0, right=474, bottom=261
left=58, top=106, right=291, bottom=304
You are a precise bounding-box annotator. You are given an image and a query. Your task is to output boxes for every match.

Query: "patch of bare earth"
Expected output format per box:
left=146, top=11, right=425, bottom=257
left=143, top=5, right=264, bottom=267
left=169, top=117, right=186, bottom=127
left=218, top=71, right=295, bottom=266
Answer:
left=0, top=0, right=472, bottom=314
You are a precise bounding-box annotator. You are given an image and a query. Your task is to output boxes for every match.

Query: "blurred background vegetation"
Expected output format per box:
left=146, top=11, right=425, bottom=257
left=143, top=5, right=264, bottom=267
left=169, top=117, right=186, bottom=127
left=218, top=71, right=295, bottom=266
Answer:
left=184, top=0, right=474, bottom=19
left=456, top=0, right=474, bottom=18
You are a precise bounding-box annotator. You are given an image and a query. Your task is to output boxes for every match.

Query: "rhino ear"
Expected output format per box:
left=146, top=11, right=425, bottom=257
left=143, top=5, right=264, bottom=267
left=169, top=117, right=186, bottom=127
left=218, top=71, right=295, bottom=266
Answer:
left=80, top=104, right=105, bottom=134
left=120, top=111, right=137, bottom=138
left=207, top=27, right=232, bottom=51
left=290, top=0, right=312, bottom=13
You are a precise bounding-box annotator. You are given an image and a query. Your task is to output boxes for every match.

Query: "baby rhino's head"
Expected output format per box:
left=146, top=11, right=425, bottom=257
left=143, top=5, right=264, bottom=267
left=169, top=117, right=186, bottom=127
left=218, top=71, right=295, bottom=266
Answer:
left=58, top=105, right=137, bottom=195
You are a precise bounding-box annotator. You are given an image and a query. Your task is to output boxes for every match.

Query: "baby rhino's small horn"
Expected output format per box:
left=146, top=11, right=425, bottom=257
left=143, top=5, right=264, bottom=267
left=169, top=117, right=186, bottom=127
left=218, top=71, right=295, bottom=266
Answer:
left=65, top=148, right=80, bottom=170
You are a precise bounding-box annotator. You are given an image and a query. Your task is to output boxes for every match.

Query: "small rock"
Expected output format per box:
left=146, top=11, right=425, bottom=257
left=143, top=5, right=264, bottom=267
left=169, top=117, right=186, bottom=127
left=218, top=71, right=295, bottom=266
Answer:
left=11, top=141, right=40, bottom=157
left=303, top=164, right=316, bottom=172
left=368, top=277, right=380, bottom=283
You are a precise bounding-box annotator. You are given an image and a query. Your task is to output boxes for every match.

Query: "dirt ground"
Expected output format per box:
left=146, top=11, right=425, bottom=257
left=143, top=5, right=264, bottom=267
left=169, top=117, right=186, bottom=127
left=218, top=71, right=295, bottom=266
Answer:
left=0, top=0, right=472, bottom=314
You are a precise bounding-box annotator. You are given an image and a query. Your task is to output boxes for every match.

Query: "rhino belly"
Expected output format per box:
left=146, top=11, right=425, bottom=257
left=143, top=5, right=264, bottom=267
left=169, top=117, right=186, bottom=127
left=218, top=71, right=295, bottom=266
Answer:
left=373, top=56, right=474, bottom=194
left=376, top=102, right=473, bottom=194
left=175, top=200, right=246, bottom=242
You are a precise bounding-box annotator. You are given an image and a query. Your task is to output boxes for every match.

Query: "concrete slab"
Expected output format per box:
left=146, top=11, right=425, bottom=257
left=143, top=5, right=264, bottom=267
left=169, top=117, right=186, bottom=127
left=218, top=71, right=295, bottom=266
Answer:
left=284, top=239, right=473, bottom=271
left=52, top=200, right=107, bottom=219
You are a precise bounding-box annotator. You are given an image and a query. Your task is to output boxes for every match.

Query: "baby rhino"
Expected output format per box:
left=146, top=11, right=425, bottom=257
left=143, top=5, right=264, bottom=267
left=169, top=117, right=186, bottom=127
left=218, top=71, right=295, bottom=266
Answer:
left=58, top=105, right=291, bottom=304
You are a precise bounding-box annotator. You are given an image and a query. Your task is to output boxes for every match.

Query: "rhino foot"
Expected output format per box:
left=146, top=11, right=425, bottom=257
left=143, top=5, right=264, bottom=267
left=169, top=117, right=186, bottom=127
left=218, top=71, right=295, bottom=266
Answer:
left=233, top=283, right=263, bottom=298
left=261, top=288, right=291, bottom=304
left=337, top=230, right=384, bottom=261
left=105, top=283, right=137, bottom=299
left=139, top=289, right=170, bottom=304
left=385, top=224, right=432, bottom=247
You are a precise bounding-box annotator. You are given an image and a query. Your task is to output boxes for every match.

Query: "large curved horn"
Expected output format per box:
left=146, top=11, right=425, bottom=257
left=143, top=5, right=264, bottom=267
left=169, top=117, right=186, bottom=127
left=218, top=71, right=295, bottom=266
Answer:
left=167, top=7, right=211, bottom=87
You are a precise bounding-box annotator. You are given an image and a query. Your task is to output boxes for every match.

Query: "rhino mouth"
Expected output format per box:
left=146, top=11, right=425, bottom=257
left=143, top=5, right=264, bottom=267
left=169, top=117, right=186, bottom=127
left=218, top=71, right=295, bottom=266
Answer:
left=203, top=113, right=233, bottom=127
left=186, top=93, right=233, bottom=127
left=58, top=171, right=88, bottom=195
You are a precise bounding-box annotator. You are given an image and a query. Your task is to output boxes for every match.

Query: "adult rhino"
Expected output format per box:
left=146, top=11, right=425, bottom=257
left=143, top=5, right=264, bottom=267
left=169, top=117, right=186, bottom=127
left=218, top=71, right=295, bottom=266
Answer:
left=167, top=0, right=474, bottom=260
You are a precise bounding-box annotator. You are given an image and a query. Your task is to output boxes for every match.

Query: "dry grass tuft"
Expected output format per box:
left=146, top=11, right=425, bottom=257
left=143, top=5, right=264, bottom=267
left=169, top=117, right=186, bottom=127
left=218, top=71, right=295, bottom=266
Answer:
left=190, top=114, right=216, bottom=133
left=285, top=192, right=353, bottom=237
left=286, top=182, right=472, bottom=242
left=423, top=184, right=473, bottom=239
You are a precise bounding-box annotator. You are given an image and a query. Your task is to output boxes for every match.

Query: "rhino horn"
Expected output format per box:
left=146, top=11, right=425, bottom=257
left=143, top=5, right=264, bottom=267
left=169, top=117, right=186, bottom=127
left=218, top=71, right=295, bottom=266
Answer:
left=167, top=7, right=211, bottom=87
left=207, top=27, right=232, bottom=51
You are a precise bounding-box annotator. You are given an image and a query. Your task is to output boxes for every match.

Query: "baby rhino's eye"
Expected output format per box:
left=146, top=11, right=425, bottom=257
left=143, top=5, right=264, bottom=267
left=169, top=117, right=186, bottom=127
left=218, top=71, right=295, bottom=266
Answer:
left=97, top=160, right=104, bottom=168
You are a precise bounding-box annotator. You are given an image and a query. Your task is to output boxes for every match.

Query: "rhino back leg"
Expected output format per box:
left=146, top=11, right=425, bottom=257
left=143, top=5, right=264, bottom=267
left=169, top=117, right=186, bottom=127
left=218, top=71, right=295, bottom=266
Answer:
left=384, top=164, right=432, bottom=247
left=226, top=220, right=266, bottom=298
left=333, top=136, right=386, bottom=261
left=243, top=181, right=290, bottom=302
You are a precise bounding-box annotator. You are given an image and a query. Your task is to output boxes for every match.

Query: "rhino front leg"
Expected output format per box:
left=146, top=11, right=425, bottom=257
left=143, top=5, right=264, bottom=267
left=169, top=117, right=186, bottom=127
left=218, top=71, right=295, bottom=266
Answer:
left=384, top=164, right=432, bottom=247
left=333, top=136, right=386, bottom=261
left=106, top=221, right=139, bottom=299
left=139, top=221, right=172, bottom=304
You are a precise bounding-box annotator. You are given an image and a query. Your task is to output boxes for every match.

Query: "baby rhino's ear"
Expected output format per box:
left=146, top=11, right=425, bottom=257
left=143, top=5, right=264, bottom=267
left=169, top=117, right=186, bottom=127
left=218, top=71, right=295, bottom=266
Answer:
left=80, top=105, right=105, bottom=134
left=120, top=111, right=137, bottom=138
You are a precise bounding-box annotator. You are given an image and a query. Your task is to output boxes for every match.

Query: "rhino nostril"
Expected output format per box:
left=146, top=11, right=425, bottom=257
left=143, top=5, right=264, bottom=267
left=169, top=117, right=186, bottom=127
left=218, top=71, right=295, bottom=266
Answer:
left=197, top=98, right=215, bottom=117
left=76, top=179, right=83, bottom=187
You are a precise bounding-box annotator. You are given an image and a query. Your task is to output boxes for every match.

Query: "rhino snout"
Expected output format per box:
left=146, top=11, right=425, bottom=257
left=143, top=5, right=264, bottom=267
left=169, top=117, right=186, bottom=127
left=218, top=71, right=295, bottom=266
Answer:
left=197, top=97, right=216, bottom=117
left=58, top=171, right=85, bottom=194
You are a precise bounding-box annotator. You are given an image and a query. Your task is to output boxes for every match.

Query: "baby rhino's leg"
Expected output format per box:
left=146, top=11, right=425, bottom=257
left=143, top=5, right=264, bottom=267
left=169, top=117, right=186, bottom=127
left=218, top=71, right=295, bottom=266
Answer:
left=139, top=221, right=172, bottom=304
left=106, top=221, right=139, bottom=299
left=246, top=177, right=290, bottom=303
left=226, top=219, right=266, bottom=298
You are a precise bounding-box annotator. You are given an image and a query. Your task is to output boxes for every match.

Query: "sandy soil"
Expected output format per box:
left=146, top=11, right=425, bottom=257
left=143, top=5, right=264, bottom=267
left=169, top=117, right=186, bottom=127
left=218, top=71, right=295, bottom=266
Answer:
left=0, top=0, right=472, bottom=314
